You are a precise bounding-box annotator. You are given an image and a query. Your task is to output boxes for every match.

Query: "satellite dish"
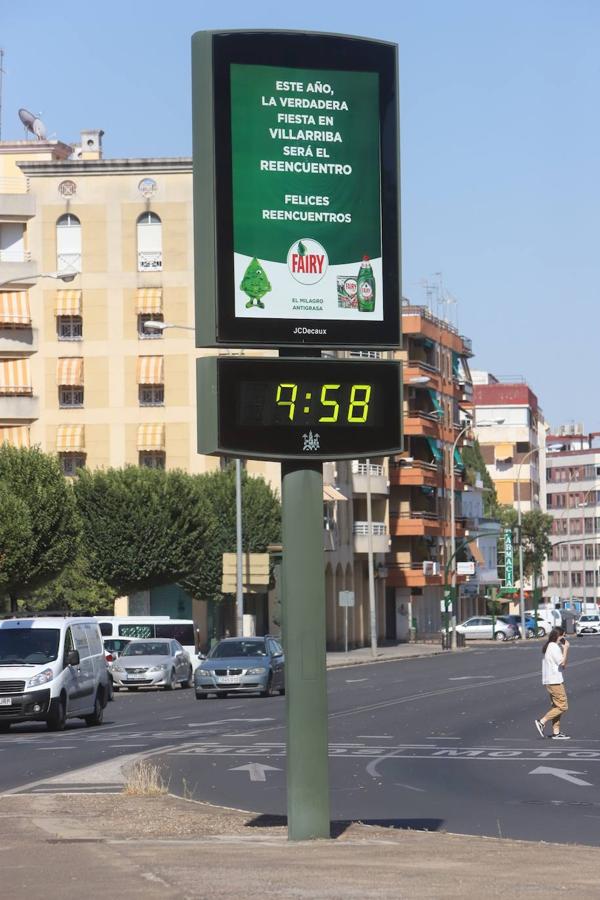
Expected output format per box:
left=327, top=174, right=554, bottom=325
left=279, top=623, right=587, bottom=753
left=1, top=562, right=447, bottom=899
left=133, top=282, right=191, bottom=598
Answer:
left=18, top=107, right=47, bottom=140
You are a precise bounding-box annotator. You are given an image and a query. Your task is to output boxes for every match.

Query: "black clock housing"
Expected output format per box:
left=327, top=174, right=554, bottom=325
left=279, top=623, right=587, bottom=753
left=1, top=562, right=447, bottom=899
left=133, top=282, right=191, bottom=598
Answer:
left=197, top=356, right=402, bottom=461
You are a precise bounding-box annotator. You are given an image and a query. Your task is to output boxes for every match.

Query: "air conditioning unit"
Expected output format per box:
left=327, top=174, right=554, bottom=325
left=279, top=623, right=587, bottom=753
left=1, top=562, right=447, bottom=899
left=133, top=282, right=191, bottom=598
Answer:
left=422, top=561, right=439, bottom=576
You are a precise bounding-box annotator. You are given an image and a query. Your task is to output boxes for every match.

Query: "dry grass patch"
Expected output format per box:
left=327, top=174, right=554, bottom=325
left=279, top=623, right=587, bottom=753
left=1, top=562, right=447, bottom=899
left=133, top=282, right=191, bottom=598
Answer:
left=122, top=760, right=169, bottom=797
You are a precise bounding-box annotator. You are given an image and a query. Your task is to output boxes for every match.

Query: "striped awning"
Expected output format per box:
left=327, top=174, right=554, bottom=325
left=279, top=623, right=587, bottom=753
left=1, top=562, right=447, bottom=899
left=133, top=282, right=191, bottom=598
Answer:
left=323, top=484, right=348, bottom=502
left=136, top=356, right=164, bottom=385
left=56, top=357, right=84, bottom=386
left=0, top=425, right=30, bottom=448
left=495, top=442, right=514, bottom=462
left=137, top=423, right=165, bottom=451
left=136, top=288, right=163, bottom=314
left=56, top=424, right=85, bottom=452
left=55, top=290, right=82, bottom=316
left=0, top=292, right=31, bottom=326
left=0, top=359, right=32, bottom=395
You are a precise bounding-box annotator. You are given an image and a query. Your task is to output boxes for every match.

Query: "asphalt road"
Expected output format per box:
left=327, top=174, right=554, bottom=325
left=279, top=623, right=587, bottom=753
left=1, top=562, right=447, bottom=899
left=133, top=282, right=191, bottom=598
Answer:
left=2, top=638, right=600, bottom=845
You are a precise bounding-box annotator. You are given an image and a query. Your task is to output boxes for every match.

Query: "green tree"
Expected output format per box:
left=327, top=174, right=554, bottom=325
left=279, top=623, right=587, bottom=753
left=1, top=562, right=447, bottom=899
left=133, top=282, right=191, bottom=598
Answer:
left=25, top=555, right=114, bottom=615
left=181, top=468, right=281, bottom=603
left=74, top=466, right=215, bottom=597
left=0, top=446, right=80, bottom=610
left=496, top=504, right=553, bottom=588
left=461, top=438, right=498, bottom=516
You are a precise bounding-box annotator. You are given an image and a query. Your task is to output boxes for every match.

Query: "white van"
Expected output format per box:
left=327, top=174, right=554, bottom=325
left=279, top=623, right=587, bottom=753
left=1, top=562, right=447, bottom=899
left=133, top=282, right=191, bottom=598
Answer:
left=95, top=617, right=200, bottom=669
left=0, top=617, right=110, bottom=732
left=525, top=608, right=562, bottom=636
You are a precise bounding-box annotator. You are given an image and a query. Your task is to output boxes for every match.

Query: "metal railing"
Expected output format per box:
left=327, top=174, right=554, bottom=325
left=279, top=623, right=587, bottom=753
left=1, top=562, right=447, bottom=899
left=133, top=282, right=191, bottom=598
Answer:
left=352, top=461, right=385, bottom=477
left=57, top=253, right=81, bottom=273
left=353, top=521, right=387, bottom=536
left=405, top=358, right=440, bottom=374
left=0, top=249, right=32, bottom=263
left=0, top=177, right=29, bottom=194
left=138, top=251, right=162, bottom=271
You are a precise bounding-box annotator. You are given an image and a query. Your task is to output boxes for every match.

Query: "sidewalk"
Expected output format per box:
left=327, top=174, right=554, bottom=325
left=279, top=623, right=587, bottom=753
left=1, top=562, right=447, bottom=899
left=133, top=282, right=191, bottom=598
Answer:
left=3, top=790, right=600, bottom=899
left=327, top=640, right=456, bottom=669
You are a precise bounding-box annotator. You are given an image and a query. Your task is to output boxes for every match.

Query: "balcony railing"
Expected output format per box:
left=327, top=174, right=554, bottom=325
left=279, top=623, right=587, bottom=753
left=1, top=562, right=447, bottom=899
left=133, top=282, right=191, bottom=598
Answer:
left=0, top=249, right=32, bottom=263
left=391, top=510, right=439, bottom=521
left=352, top=461, right=385, bottom=477
left=57, top=253, right=81, bottom=274
left=406, top=409, right=440, bottom=422
left=138, top=251, right=163, bottom=271
left=390, top=459, right=437, bottom=472
left=406, top=359, right=440, bottom=374
left=353, top=521, right=387, bottom=536
left=0, top=177, right=30, bottom=194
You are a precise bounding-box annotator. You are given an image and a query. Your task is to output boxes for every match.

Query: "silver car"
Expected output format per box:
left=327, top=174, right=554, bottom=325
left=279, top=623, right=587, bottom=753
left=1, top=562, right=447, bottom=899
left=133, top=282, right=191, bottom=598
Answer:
left=111, top=639, right=193, bottom=691
left=195, top=636, right=285, bottom=698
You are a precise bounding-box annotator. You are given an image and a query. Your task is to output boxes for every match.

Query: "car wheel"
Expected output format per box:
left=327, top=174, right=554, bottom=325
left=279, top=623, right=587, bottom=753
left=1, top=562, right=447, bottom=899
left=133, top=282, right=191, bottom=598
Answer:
left=260, top=674, right=275, bottom=698
left=47, top=697, right=67, bottom=732
left=165, top=669, right=178, bottom=691
left=494, top=631, right=506, bottom=642
left=0, top=722, right=11, bottom=733
left=536, top=626, right=547, bottom=638
left=181, top=666, right=193, bottom=688
left=84, top=690, right=105, bottom=727
left=278, top=686, right=286, bottom=696
left=526, top=628, right=535, bottom=639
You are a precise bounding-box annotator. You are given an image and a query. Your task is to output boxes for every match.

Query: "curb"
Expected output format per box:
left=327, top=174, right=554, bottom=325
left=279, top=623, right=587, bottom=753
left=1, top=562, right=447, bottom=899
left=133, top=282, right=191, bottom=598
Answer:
left=326, top=646, right=468, bottom=670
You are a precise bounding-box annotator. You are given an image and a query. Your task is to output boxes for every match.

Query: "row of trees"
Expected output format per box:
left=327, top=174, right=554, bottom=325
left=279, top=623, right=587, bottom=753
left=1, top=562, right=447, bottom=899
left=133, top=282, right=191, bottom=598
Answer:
left=0, top=446, right=281, bottom=614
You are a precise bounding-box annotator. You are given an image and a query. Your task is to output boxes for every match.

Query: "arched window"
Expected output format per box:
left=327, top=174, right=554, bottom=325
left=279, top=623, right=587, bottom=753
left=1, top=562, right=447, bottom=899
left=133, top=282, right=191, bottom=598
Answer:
left=137, top=211, right=162, bottom=271
left=56, top=214, right=82, bottom=273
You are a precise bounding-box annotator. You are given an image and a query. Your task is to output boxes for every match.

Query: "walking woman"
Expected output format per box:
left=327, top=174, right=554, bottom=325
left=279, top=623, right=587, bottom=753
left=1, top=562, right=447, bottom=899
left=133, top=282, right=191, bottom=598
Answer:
left=535, top=628, right=570, bottom=740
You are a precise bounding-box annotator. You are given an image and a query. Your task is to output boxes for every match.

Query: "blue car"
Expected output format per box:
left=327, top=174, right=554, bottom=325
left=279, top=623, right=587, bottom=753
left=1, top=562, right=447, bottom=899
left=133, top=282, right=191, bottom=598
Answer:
left=498, top=614, right=537, bottom=638
left=194, top=636, right=285, bottom=699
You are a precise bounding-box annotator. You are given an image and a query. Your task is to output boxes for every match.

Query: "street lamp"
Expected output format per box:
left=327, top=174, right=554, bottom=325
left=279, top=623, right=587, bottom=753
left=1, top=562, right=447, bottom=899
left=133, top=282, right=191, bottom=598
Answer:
left=0, top=272, right=76, bottom=290
left=144, top=319, right=245, bottom=638
left=449, top=418, right=504, bottom=649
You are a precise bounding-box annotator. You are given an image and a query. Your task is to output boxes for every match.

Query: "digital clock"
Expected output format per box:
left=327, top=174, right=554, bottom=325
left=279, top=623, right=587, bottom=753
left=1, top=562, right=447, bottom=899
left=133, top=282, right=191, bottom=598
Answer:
left=197, top=356, right=402, bottom=461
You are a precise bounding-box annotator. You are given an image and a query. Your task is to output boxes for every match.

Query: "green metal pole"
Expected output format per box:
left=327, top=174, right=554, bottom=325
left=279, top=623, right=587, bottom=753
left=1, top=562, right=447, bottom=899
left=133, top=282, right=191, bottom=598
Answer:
left=281, top=461, right=330, bottom=841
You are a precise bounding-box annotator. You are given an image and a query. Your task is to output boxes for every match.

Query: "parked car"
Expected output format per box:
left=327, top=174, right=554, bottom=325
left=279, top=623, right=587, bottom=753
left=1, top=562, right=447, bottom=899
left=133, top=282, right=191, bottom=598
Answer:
left=0, top=617, right=109, bottom=731
left=497, top=614, right=537, bottom=639
left=102, top=638, right=131, bottom=697
left=195, top=636, right=285, bottom=699
left=111, top=639, right=192, bottom=691
left=575, top=614, right=600, bottom=636
left=524, top=608, right=562, bottom=637
left=455, top=616, right=516, bottom=641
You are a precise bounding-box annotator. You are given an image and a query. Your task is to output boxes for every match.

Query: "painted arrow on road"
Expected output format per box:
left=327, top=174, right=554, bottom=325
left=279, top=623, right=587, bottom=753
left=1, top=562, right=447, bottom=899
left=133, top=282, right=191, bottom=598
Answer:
left=530, top=766, right=592, bottom=786
left=230, top=763, right=281, bottom=782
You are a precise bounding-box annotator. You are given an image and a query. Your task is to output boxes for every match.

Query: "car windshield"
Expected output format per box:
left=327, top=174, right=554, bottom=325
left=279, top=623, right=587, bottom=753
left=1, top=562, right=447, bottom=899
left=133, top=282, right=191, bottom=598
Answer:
left=580, top=616, right=598, bottom=622
left=0, top=628, right=60, bottom=665
left=122, top=641, right=170, bottom=657
left=209, top=640, right=267, bottom=658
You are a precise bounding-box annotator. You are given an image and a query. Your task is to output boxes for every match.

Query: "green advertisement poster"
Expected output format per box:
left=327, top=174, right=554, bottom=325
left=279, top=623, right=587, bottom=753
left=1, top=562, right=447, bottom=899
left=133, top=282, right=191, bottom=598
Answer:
left=230, top=64, right=383, bottom=322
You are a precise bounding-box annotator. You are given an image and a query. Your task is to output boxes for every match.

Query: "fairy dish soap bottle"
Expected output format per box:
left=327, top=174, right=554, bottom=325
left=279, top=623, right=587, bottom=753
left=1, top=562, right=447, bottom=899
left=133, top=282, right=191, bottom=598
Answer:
left=357, top=255, right=376, bottom=312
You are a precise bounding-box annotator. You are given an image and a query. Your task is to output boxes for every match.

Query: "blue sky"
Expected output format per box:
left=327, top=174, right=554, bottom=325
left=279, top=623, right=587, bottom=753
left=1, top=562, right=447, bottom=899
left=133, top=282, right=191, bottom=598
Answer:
left=3, top=1, right=598, bottom=427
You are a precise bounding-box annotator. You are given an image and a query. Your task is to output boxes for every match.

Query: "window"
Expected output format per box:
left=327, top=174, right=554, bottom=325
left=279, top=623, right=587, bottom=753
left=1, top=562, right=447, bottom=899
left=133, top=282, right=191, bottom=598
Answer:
left=516, top=441, right=530, bottom=454
left=0, top=222, right=26, bottom=262
left=59, top=387, right=84, bottom=407
left=139, top=450, right=165, bottom=469
left=59, top=453, right=86, bottom=477
left=585, top=544, right=595, bottom=560
left=571, top=572, right=582, bottom=587
left=56, top=214, right=82, bottom=273
left=137, top=212, right=162, bottom=271
left=57, top=315, right=83, bottom=341
left=138, top=313, right=164, bottom=339
left=139, top=385, right=164, bottom=406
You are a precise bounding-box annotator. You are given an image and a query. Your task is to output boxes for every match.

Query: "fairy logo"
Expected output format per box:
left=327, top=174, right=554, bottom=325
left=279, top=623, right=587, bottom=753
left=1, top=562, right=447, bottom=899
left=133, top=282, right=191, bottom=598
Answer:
left=287, top=238, right=328, bottom=285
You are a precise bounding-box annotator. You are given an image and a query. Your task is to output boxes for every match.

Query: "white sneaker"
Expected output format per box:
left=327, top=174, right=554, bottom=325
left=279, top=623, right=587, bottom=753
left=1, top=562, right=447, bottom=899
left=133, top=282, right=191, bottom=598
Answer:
left=534, top=719, right=545, bottom=737
left=551, top=732, right=571, bottom=740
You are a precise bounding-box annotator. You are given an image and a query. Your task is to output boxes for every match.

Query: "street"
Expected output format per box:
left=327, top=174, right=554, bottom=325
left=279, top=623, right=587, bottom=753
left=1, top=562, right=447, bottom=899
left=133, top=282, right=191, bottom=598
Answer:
left=2, top=639, right=600, bottom=846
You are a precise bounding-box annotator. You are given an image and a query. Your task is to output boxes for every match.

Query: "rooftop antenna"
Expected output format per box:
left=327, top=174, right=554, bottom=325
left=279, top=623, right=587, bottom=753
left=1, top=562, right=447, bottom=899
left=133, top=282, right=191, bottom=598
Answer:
left=18, top=107, right=47, bottom=140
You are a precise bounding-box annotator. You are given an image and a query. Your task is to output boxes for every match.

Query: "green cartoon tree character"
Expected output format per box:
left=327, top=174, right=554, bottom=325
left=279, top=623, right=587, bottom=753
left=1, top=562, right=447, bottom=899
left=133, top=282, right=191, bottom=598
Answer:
left=240, top=257, right=272, bottom=309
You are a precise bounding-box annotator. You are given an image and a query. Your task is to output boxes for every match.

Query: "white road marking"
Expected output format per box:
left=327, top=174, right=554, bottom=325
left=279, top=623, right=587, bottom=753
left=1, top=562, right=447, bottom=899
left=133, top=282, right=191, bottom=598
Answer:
left=448, top=676, right=494, bottom=681
left=530, top=766, right=593, bottom=786
left=357, top=735, right=392, bottom=739
left=394, top=783, right=426, bottom=792
left=164, top=715, right=184, bottom=720
left=230, top=762, right=281, bottom=782
left=345, top=678, right=368, bottom=683
left=187, top=718, right=274, bottom=727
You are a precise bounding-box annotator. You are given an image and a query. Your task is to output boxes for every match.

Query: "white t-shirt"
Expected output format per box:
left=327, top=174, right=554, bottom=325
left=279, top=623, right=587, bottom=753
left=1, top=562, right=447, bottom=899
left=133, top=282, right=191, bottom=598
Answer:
left=542, top=642, right=564, bottom=685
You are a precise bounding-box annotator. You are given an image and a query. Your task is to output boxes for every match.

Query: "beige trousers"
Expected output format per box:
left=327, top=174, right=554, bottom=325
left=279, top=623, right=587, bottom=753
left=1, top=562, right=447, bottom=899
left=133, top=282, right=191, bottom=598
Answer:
left=543, top=683, right=568, bottom=731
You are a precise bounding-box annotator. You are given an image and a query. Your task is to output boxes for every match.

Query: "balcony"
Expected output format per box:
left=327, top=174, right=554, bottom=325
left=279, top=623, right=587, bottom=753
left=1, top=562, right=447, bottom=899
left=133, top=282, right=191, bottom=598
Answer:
left=390, top=459, right=440, bottom=488
left=138, top=251, right=162, bottom=272
left=0, top=395, right=39, bottom=420
left=387, top=562, right=443, bottom=588
left=404, top=409, right=441, bottom=437
left=351, top=461, right=389, bottom=496
left=0, top=328, right=37, bottom=353
left=353, top=521, right=390, bottom=554
left=389, top=511, right=466, bottom=538
left=0, top=254, right=37, bottom=285
left=0, top=188, right=35, bottom=219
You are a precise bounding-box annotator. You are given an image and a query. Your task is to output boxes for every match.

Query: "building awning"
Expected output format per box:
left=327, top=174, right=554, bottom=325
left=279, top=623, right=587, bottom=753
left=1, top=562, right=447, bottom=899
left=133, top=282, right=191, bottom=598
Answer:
left=55, top=290, right=82, bottom=316
left=0, top=359, right=32, bottom=395
left=0, top=291, right=31, bottom=326
left=426, top=436, right=442, bottom=462
left=495, top=442, right=514, bottom=462
left=137, top=423, right=165, bottom=451
left=452, top=351, right=461, bottom=377
left=454, top=447, right=464, bottom=469
left=323, top=484, right=348, bottom=502
left=56, top=357, right=84, bottom=386
left=136, top=356, right=164, bottom=385
left=136, top=288, right=163, bottom=315
left=469, top=542, right=486, bottom=565
left=56, top=424, right=85, bottom=452
left=427, top=388, right=442, bottom=415
left=0, top=425, right=30, bottom=448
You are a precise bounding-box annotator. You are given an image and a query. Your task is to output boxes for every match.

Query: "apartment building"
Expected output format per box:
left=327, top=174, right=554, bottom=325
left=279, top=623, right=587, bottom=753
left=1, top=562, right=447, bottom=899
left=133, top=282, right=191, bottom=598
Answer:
left=384, top=301, right=475, bottom=638
left=545, top=426, right=600, bottom=609
left=471, top=372, right=547, bottom=514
